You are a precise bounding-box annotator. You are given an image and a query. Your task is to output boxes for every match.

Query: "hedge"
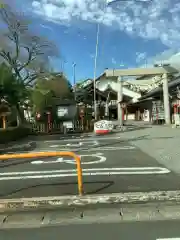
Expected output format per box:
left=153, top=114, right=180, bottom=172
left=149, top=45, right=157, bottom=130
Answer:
left=0, top=126, right=32, bottom=144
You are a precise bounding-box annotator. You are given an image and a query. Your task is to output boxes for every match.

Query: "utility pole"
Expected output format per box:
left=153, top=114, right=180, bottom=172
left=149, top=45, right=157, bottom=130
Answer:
left=72, top=62, right=76, bottom=101
left=93, top=0, right=146, bottom=120
left=93, top=23, right=100, bottom=120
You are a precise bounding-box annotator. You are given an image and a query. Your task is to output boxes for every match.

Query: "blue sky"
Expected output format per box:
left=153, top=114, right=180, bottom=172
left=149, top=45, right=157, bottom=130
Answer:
left=4, top=0, right=180, bottom=83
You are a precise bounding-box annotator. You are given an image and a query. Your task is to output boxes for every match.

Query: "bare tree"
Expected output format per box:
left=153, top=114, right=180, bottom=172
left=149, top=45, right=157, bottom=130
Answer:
left=0, top=4, right=58, bottom=85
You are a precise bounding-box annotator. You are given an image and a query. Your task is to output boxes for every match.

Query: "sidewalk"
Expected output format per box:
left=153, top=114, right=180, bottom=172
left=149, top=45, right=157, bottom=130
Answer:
left=117, top=125, right=180, bottom=174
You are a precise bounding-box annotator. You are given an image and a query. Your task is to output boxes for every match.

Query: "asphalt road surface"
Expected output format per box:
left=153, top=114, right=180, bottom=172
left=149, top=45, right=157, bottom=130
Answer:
left=0, top=135, right=180, bottom=198
left=1, top=220, right=180, bottom=240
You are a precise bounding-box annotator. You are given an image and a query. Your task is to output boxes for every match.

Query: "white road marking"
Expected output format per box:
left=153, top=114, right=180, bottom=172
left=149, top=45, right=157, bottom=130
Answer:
left=31, top=153, right=106, bottom=165
left=1, top=167, right=171, bottom=175
left=58, top=154, right=106, bottom=165
left=45, top=137, right=121, bottom=143
left=38, top=146, right=136, bottom=152
left=156, top=237, right=180, bottom=240
left=0, top=167, right=170, bottom=180
left=31, top=158, right=64, bottom=164
left=49, top=140, right=99, bottom=148
left=94, top=146, right=136, bottom=150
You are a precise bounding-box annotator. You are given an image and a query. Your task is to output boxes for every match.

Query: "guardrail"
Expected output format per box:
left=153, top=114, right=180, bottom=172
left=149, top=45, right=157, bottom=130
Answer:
left=0, top=151, right=83, bottom=196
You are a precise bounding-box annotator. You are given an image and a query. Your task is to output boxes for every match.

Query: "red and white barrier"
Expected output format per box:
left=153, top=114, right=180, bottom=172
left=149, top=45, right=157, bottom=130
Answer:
left=94, top=120, right=114, bottom=135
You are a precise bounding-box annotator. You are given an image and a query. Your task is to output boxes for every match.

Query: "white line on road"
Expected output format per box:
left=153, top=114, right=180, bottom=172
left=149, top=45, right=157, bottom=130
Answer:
left=31, top=159, right=64, bottom=164
left=31, top=153, right=106, bottom=165
left=157, top=239, right=180, bottom=240
left=45, top=136, right=121, bottom=143
left=0, top=167, right=170, bottom=180
left=37, top=146, right=136, bottom=152
left=49, top=140, right=98, bottom=148
left=47, top=141, right=99, bottom=148
left=94, top=146, right=136, bottom=150
left=0, top=167, right=170, bottom=175
left=61, top=154, right=106, bottom=165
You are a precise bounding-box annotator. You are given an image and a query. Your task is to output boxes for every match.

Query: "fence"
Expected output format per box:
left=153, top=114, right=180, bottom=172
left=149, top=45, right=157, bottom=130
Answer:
left=31, top=120, right=94, bottom=134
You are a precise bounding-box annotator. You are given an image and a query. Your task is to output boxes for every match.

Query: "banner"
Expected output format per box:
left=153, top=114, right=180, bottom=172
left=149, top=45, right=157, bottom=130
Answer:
left=94, top=120, right=114, bottom=134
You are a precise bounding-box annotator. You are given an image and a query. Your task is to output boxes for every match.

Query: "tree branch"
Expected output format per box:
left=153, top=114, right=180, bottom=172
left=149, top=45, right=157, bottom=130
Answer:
left=0, top=5, right=58, bottom=85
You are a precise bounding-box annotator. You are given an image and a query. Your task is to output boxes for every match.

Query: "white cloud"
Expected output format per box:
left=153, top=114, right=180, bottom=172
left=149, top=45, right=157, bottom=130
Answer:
left=139, top=48, right=180, bottom=71
left=136, top=52, right=147, bottom=63
left=111, top=57, right=116, bottom=64
left=90, top=53, right=94, bottom=59
left=30, top=0, right=180, bottom=48
left=39, top=24, right=53, bottom=31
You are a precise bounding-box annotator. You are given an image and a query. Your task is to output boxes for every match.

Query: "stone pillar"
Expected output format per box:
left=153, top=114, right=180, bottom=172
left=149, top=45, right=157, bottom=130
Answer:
left=117, top=76, right=123, bottom=126
left=162, top=73, right=171, bottom=125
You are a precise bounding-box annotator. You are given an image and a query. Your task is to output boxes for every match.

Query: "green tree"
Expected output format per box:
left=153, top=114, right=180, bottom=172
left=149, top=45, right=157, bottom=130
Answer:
left=0, top=4, right=59, bottom=123
left=47, top=72, right=74, bottom=99
left=31, top=72, right=74, bottom=115
left=0, top=63, right=29, bottom=124
left=31, top=77, right=53, bottom=114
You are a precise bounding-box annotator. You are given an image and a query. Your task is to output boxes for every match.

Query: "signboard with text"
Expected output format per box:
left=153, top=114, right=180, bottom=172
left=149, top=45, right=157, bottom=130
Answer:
left=94, top=120, right=114, bottom=134
left=57, top=107, right=68, bottom=117
left=152, top=101, right=165, bottom=121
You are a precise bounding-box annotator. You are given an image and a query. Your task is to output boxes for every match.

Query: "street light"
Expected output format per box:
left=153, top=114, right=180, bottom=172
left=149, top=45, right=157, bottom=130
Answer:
left=60, top=60, right=77, bottom=102
left=93, top=0, right=152, bottom=121
left=72, top=62, right=76, bottom=101
left=93, top=22, right=100, bottom=120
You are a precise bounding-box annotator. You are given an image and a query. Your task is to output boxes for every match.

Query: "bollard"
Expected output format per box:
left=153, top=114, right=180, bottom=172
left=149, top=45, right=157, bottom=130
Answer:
left=0, top=151, right=83, bottom=196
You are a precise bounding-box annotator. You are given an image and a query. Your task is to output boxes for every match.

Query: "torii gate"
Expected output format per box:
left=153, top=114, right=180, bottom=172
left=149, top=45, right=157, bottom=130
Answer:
left=103, top=66, right=178, bottom=125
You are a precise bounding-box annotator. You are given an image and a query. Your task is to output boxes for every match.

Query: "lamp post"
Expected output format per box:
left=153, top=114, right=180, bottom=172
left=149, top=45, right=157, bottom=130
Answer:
left=72, top=62, right=76, bottom=101
left=93, top=1, right=126, bottom=120
left=93, top=0, right=151, bottom=123
left=93, top=23, right=100, bottom=120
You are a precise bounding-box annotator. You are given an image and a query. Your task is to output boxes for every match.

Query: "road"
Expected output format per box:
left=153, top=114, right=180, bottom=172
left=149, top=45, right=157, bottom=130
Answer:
left=0, top=135, right=180, bottom=198
left=1, top=220, right=180, bottom=240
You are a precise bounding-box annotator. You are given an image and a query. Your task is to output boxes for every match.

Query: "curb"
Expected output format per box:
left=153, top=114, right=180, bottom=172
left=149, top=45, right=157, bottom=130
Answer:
left=0, top=142, right=36, bottom=154
left=1, top=190, right=180, bottom=212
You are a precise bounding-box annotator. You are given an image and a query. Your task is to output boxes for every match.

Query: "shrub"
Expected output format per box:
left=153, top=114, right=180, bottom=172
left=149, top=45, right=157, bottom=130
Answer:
left=0, top=126, right=31, bottom=144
